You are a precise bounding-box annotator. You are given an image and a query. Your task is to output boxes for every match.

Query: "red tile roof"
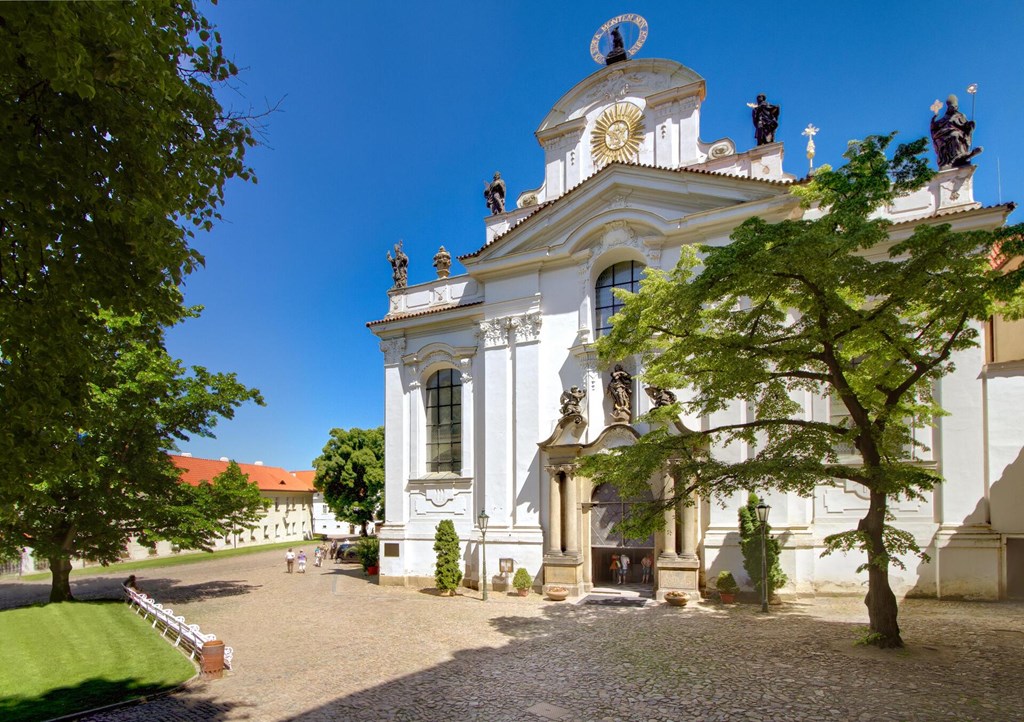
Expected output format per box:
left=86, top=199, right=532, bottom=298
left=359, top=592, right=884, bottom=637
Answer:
left=366, top=299, right=484, bottom=328
left=170, top=455, right=316, bottom=493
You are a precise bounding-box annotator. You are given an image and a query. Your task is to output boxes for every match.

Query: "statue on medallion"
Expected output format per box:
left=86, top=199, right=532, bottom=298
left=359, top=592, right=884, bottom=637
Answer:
left=930, top=94, right=982, bottom=169
left=749, top=94, right=780, bottom=146
left=386, top=240, right=408, bottom=289
left=607, top=364, right=633, bottom=422
left=483, top=172, right=506, bottom=215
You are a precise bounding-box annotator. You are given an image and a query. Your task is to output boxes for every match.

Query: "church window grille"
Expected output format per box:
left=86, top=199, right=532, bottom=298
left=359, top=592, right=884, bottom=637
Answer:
left=595, top=261, right=644, bottom=336
left=426, top=368, right=462, bottom=473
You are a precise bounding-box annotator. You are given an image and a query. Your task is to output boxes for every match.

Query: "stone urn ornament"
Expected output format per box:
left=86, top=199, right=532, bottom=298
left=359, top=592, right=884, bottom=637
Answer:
left=546, top=586, right=569, bottom=602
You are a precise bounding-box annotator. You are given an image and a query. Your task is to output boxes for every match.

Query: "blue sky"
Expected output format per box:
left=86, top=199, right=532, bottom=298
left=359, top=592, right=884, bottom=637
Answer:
left=166, top=0, right=1024, bottom=470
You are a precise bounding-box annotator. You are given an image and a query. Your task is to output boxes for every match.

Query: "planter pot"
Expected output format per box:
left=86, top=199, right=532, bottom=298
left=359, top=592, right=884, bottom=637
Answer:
left=546, top=588, right=569, bottom=601
left=665, top=595, right=688, bottom=607
left=719, top=591, right=736, bottom=604
left=366, top=565, right=379, bottom=575
left=516, top=588, right=529, bottom=597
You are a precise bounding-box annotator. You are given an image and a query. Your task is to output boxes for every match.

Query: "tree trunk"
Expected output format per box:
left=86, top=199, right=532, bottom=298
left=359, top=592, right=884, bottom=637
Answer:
left=860, top=490, right=902, bottom=648
left=49, top=556, right=75, bottom=603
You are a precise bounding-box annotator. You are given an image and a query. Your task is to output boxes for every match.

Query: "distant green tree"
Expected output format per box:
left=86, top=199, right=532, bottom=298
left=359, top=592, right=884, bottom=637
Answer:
left=195, top=461, right=270, bottom=547
left=313, top=427, right=385, bottom=536
left=433, top=520, right=462, bottom=594
left=0, top=1, right=260, bottom=510
left=738, top=492, right=787, bottom=599
left=0, top=312, right=264, bottom=602
left=580, top=133, right=1023, bottom=647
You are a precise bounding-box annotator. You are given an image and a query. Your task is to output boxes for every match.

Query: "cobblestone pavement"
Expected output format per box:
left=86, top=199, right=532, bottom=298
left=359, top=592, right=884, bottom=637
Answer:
left=3, top=551, right=1023, bottom=722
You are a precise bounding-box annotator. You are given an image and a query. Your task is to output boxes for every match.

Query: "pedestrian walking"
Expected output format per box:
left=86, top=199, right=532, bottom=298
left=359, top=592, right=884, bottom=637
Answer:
left=314, top=546, right=323, bottom=568
left=286, top=548, right=295, bottom=573
left=297, top=550, right=307, bottom=573
left=610, top=554, right=619, bottom=584
left=641, top=553, right=653, bottom=583
left=618, top=553, right=630, bottom=584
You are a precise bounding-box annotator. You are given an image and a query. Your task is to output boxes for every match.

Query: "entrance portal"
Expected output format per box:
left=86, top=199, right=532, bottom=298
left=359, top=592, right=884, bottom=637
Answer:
left=590, top=483, right=654, bottom=585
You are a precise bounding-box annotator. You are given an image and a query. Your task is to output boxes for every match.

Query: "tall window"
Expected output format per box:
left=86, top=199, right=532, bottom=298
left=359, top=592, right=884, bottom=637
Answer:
left=426, top=368, right=462, bottom=473
left=595, top=261, right=644, bottom=336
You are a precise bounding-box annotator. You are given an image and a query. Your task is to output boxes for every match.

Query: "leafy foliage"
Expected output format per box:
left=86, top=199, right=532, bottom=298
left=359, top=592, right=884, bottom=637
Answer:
left=313, top=427, right=385, bottom=536
left=715, top=571, right=739, bottom=594
left=353, top=536, right=379, bottom=572
left=512, top=567, right=532, bottom=591
left=580, top=132, right=1023, bottom=647
left=738, top=493, right=788, bottom=597
left=0, top=1, right=259, bottom=506
left=433, top=520, right=463, bottom=593
left=0, top=312, right=264, bottom=602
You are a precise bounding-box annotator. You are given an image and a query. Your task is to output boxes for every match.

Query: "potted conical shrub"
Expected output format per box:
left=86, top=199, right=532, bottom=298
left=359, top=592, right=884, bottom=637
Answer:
left=512, top=567, right=532, bottom=597
left=433, top=520, right=462, bottom=596
left=716, top=571, right=739, bottom=603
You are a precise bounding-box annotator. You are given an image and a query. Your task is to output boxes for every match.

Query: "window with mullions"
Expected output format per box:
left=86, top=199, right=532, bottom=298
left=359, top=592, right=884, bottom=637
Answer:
left=595, top=261, right=645, bottom=336
left=426, top=368, right=462, bottom=473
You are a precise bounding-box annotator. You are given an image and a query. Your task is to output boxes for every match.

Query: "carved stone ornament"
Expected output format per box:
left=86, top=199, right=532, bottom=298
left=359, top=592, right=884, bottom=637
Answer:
left=559, top=386, right=586, bottom=422
left=510, top=312, right=542, bottom=343
left=380, top=338, right=407, bottom=365
left=478, top=318, right=510, bottom=348
left=607, top=364, right=633, bottom=422
left=930, top=94, right=982, bottom=169
left=386, top=240, right=409, bottom=289
left=645, top=385, right=677, bottom=408
left=433, top=246, right=452, bottom=279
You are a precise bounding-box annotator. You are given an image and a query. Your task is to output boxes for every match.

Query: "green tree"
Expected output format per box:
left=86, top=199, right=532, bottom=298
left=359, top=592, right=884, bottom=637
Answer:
left=313, top=427, right=385, bottom=537
left=433, top=519, right=463, bottom=594
left=581, top=133, right=1023, bottom=647
left=1, top=312, right=264, bottom=602
left=0, top=2, right=259, bottom=506
left=738, top=492, right=787, bottom=599
left=197, top=461, right=271, bottom=548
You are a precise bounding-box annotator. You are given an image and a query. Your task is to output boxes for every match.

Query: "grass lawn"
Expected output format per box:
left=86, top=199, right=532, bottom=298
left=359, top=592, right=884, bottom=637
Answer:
left=0, top=601, right=196, bottom=722
left=17, top=538, right=301, bottom=582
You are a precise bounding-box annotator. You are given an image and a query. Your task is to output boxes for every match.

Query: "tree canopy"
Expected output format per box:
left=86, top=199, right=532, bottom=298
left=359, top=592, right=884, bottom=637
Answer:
left=313, top=427, right=385, bottom=536
left=0, top=1, right=257, bottom=503
left=581, top=133, right=1023, bottom=647
left=1, top=312, right=265, bottom=601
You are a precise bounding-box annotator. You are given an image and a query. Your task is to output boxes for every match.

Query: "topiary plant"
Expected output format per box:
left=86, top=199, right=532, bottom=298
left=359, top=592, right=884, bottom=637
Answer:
left=433, top=519, right=463, bottom=595
left=738, top=492, right=788, bottom=599
left=716, top=570, right=739, bottom=594
left=512, top=567, right=532, bottom=591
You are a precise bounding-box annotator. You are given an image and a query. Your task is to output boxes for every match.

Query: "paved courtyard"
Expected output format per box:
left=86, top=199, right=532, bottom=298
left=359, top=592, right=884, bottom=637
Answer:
left=2, top=549, right=1023, bottom=722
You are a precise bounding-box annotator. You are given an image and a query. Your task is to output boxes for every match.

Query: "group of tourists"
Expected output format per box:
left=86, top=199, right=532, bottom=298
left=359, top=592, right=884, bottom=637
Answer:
left=609, top=552, right=654, bottom=585
left=286, top=540, right=353, bottom=573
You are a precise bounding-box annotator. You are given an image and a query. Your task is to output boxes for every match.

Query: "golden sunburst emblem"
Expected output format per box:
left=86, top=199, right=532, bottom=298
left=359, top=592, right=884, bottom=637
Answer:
left=592, top=103, right=644, bottom=166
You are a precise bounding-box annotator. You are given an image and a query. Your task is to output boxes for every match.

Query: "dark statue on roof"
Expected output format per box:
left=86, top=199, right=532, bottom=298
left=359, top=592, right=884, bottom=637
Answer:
left=930, top=94, right=983, bottom=169
left=605, top=25, right=628, bottom=66
left=750, top=94, right=780, bottom=146
left=484, top=172, right=506, bottom=215
left=386, top=240, right=408, bottom=289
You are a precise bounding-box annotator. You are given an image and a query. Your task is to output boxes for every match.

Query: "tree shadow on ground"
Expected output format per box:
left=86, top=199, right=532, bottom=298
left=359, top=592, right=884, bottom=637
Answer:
left=0, top=575, right=260, bottom=610
left=272, top=599, right=1023, bottom=722
left=0, top=676, right=253, bottom=722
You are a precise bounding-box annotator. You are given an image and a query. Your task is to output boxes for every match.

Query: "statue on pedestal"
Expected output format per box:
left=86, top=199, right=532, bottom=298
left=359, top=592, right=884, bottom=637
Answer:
left=645, top=385, right=677, bottom=408
left=749, top=94, right=780, bottom=146
left=483, top=172, right=506, bottom=215
left=607, top=364, right=633, bottom=422
left=386, top=240, right=408, bottom=289
left=559, top=386, right=586, bottom=422
left=605, top=25, right=628, bottom=65
left=433, top=246, right=451, bottom=279
left=930, top=94, right=982, bottom=169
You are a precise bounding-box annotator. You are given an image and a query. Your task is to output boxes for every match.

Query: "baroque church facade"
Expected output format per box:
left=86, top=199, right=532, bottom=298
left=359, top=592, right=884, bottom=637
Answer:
left=367, top=50, right=1023, bottom=600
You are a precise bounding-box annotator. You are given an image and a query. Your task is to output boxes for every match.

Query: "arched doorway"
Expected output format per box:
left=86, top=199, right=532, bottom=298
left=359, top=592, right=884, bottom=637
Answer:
left=590, top=483, right=654, bottom=586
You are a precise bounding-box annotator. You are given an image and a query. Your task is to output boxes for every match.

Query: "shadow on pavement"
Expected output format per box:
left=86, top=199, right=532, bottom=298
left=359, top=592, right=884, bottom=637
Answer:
left=0, top=676, right=195, bottom=722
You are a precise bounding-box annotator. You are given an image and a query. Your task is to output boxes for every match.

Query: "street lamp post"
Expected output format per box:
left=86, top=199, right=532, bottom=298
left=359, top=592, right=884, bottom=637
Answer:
left=756, top=498, right=770, bottom=613
left=478, top=510, right=490, bottom=601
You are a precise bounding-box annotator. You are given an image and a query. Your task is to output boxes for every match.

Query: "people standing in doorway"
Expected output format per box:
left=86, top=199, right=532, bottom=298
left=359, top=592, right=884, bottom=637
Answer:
left=610, top=554, right=620, bottom=584
left=297, top=549, right=307, bottom=573
left=286, top=548, right=295, bottom=573
left=641, top=554, right=653, bottom=583
left=618, top=552, right=630, bottom=584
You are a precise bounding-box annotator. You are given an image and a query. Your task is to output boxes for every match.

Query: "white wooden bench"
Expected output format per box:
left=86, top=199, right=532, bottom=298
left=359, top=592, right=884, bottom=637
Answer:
left=124, top=586, right=233, bottom=670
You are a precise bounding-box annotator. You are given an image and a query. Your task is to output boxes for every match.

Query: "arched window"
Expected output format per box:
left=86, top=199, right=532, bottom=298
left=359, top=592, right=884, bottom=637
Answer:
left=426, top=368, right=462, bottom=473
left=595, top=261, right=644, bottom=336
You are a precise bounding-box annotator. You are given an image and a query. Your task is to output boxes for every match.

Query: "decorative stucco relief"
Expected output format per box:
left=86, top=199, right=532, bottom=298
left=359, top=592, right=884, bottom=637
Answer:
left=478, top=318, right=510, bottom=348
left=380, top=338, right=407, bottom=365
left=510, top=312, right=543, bottom=343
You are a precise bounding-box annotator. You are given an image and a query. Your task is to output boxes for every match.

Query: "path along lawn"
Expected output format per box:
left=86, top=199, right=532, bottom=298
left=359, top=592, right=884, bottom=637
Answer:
left=0, top=601, right=195, bottom=722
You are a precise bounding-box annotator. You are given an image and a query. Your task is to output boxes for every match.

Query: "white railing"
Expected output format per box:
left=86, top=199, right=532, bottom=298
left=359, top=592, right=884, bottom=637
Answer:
left=123, top=587, right=233, bottom=670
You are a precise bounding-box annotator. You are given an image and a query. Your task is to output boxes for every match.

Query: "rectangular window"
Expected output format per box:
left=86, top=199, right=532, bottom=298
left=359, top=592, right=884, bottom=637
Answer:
left=426, top=368, right=463, bottom=473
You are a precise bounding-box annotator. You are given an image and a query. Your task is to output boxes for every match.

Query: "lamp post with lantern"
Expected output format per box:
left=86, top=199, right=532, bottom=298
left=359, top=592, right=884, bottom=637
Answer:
left=756, top=498, right=770, bottom=613
left=478, top=510, right=490, bottom=601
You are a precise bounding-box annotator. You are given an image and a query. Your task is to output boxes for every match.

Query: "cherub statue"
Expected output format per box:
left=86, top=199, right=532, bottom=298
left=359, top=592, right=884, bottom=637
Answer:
left=559, top=386, right=586, bottom=420
left=645, top=385, right=677, bottom=408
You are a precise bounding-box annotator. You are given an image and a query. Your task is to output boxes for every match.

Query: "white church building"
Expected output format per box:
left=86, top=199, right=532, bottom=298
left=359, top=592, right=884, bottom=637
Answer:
left=367, top=49, right=1023, bottom=600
